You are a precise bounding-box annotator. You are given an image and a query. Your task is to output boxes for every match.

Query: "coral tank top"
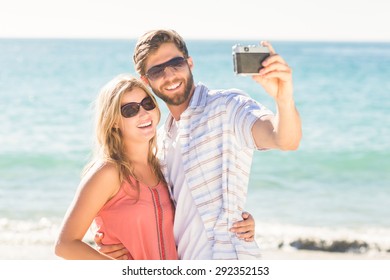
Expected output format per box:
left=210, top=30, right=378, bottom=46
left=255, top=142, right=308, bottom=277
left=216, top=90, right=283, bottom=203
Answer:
left=94, top=177, right=178, bottom=260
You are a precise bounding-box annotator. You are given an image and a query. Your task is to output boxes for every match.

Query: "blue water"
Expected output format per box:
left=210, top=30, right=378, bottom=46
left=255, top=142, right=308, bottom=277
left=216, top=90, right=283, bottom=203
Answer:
left=0, top=39, right=389, bottom=255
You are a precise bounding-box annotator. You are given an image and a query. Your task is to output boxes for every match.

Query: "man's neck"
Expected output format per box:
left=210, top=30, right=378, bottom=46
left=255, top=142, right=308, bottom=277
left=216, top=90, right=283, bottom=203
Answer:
left=168, top=103, right=188, bottom=121
left=167, top=86, right=196, bottom=121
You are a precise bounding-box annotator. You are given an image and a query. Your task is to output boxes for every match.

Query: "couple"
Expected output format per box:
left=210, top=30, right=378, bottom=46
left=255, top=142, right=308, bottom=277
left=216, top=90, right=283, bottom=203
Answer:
left=54, top=29, right=302, bottom=260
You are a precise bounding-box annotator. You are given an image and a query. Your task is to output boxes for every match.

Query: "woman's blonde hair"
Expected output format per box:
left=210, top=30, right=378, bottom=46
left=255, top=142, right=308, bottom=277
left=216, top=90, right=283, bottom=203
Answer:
left=85, top=74, right=164, bottom=193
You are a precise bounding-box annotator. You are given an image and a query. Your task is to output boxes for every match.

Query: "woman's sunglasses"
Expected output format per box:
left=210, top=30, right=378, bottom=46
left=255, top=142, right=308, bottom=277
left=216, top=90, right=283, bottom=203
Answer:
left=145, top=56, right=187, bottom=81
left=121, top=96, right=156, bottom=118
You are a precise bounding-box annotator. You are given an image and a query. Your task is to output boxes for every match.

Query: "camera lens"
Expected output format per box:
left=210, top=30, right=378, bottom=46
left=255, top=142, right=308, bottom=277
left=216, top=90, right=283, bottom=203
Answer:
left=244, top=47, right=249, bottom=52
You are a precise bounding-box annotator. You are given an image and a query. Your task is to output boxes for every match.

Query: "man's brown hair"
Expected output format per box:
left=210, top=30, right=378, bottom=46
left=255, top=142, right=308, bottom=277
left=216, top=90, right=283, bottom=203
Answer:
left=133, top=29, right=189, bottom=76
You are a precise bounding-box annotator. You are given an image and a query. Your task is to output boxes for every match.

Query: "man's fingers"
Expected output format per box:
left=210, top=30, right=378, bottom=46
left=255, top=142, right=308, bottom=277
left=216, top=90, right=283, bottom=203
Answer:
left=260, top=62, right=291, bottom=76
left=231, top=221, right=252, bottom=230
left=118, top=254, right=129, bottom=260
left=262, top=54, right=287, bottom=67
left=230, top=223, right=253, bottom=232
left=98, top=245, right=129, bottom=259
left=261, top=41, right=276, bottom=54
left=258, top=71, right=292, bottom=82
left=94, top=232, right=104, bottom=244
left=236, top=230, right=255, bottom=240
left=109, top=247, right=129, bottom=260
left=241, top=211, right=250, bottom=219
left=97, top=243, right=124, bottom=253
left=233, top=214, right=254, bottom=229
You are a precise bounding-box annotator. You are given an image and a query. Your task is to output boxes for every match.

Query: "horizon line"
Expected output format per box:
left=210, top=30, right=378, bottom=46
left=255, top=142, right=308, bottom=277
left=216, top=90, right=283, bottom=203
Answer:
left=1, top=36, right=390, bottom=44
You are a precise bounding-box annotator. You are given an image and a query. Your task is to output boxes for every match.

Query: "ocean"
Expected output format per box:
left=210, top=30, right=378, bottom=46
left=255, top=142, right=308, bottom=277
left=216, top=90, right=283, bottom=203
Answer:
left=0, top=39, right=389, bottom=258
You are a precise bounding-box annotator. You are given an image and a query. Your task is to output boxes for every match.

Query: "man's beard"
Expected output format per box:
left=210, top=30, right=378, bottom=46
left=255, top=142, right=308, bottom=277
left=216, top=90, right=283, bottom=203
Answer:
left=150, top=71, right=194, bottom=106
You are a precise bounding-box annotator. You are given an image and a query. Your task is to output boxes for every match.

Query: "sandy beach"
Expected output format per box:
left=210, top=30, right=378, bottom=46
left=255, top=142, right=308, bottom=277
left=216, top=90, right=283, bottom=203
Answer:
left=1, top=244, right=389, bottom=260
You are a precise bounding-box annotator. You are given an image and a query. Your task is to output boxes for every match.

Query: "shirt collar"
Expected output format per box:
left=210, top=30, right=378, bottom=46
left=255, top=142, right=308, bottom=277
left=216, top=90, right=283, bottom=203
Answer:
left=164, top=82, right=208, bottom=135
left=188, top=82, right=208, bottom=109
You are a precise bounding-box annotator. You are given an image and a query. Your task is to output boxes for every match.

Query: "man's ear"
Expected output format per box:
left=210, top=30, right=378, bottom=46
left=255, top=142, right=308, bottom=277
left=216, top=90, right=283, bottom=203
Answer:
left=187, top=57, right=194, bottom=70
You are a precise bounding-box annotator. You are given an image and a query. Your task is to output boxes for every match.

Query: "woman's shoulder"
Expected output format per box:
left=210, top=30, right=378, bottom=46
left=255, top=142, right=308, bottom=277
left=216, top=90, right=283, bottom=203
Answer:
left=84, top=160, right=118, bottom=177
left=80, top=161, right=121, bottom=197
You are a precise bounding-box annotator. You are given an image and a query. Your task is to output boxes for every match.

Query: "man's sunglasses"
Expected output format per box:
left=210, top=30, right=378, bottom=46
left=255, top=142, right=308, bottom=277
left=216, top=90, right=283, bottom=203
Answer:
left=145, top=56, right=187, bottom=81
left=121, top=96, right=156, bottom=118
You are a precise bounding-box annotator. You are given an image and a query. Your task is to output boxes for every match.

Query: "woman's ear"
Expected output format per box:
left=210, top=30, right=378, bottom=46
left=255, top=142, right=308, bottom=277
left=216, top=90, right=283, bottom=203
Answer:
left=141, top=75, right=149, bottom=85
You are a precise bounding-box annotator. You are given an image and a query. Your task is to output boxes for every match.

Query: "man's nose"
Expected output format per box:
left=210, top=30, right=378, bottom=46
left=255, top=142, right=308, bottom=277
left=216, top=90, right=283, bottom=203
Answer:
left=162, top=66, right=176, bottom=79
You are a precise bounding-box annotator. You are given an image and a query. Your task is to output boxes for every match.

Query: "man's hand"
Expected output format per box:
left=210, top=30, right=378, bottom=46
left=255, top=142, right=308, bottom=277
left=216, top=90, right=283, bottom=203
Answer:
left=94, top=232, right=129, bottom=260
left=252, top=41, right=293, bottom=103
left=251, top=41, right=302, bottom=151
left=229, top=212, right=256, bottom=241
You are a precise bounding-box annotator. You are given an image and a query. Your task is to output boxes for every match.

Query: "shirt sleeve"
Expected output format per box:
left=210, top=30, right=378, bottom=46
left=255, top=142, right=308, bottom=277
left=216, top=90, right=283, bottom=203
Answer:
left=226, top=90, right=274, bottom=149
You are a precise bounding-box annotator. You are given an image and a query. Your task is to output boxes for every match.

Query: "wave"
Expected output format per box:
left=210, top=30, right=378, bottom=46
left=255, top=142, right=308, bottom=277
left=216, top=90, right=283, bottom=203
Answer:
left=1, top=218, right=390, bottom=258
left=0, top=218, right=94, bottom=246
left=255, top=222, right=390, bottom=255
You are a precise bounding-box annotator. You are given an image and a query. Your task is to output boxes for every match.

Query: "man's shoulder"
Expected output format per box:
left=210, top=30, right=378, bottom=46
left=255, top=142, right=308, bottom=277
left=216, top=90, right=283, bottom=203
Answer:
left=207, top=88, right=251, bottom=106
left=208, top=87, right=248, bottom=96
left=194, top=83, right=250, bottom=107
left=206, top=86, right=246, bottom=97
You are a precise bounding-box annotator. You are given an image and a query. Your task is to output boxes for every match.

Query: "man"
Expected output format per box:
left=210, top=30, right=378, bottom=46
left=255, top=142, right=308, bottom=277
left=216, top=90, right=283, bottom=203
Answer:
left=99, top=29, right=301, bottom=259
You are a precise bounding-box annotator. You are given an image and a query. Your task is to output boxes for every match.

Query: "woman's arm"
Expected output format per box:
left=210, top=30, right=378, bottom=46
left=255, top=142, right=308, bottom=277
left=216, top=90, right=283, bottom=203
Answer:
left=54, top=162, right=120, bottom=259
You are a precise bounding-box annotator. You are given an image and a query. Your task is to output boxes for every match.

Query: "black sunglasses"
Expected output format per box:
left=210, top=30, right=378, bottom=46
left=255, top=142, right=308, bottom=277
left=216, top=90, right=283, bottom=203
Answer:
left=121, top=96, right=156, bottom=118
left=145, top=56, right=187, bottom=80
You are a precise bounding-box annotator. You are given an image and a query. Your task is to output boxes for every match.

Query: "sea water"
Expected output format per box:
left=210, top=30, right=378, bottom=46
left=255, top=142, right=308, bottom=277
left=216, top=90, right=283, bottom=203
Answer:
left=0, top=39, right=389, bottom=256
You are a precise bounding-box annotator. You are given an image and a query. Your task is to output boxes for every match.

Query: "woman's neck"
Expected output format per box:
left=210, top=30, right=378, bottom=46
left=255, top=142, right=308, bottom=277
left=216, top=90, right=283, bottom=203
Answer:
left=124, top=141, right=149, bottom=165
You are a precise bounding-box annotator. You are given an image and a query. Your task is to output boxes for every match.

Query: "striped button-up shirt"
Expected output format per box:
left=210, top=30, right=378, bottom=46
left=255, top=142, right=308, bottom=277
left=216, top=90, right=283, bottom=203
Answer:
left=157, top=83, right=273, bottom=259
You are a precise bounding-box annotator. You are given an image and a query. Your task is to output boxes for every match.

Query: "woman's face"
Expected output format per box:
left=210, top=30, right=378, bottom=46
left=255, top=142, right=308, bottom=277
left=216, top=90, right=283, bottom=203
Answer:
left=118, top=87, right=159, bottom=146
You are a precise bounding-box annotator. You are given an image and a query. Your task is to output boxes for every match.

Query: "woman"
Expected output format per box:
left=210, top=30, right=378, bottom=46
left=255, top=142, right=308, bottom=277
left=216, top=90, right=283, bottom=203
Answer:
left=55, top=74, right=177, bottom=259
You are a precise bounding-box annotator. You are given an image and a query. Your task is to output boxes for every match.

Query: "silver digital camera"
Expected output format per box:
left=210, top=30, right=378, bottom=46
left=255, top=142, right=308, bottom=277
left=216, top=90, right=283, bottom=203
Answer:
left=232, top=44, right=270, bottom=75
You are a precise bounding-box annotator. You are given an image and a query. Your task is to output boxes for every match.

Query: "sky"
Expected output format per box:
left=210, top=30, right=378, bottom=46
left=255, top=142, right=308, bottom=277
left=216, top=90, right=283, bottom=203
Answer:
left=0, top=0, right=389, bottom=42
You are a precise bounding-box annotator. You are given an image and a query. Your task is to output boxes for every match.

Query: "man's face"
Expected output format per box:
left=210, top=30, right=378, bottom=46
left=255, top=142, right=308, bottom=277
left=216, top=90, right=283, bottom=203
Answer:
left=142, top=42, right=195, bottom=107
